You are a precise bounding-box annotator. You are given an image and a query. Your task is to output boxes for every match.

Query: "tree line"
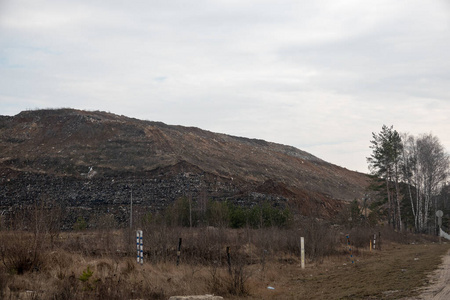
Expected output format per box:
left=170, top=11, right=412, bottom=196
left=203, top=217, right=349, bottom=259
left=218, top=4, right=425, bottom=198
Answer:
left=153, top=197, right=292, bottom=229
left=367, top=125, right=449, bottom=233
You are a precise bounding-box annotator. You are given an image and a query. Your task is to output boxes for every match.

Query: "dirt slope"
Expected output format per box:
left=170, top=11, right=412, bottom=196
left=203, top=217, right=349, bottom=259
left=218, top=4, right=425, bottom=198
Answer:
left=0, top=109, right=370, bottom=220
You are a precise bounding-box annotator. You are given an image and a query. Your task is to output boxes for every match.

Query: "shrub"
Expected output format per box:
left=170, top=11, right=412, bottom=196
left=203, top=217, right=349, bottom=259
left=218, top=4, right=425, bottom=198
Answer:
left=207, top=256, right=251, bottom=297
left=79, top=266, right=95, bottom=291
left=348, top=227, right=374, bottom=248
left=73, top=217, right=87, bottom=231
left=226, top=262, right=250, bottom=296
left=0, top=233, right=43, bottom=275
left=299, top=218, right=338, bottom=260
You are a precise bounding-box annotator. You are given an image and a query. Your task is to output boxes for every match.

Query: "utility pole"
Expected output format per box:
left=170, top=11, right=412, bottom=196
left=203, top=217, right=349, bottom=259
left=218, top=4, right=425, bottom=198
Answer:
left=363, top=194, right=368, bottom=220
left=130, top=187, right=133, bottom=230
left=187, top=182, right=192, bottom=228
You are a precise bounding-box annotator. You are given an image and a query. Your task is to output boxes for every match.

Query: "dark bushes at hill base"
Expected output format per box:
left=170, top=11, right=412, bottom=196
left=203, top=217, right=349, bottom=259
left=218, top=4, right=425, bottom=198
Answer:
left=162, top=198, right=291, bottom=229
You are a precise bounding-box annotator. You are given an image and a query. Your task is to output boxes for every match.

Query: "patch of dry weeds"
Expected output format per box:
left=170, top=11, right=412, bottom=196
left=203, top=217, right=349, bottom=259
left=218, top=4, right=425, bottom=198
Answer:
left=243, top=243, right=450, bottom=299
left=1, top=229, right=448, bottom=299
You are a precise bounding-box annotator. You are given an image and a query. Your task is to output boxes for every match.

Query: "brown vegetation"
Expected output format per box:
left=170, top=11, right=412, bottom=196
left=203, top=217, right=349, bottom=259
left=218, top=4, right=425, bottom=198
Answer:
left=0, top=222, right=447, bottom=299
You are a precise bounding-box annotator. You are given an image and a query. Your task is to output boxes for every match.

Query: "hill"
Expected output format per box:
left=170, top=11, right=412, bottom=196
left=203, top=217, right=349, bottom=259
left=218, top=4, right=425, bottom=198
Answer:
left=0, top=109, right=370, bottom=227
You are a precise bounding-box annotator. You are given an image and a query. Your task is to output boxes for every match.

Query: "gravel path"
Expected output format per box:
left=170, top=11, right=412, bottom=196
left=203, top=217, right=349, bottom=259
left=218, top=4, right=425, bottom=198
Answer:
left=409, top=249, right=450, bottom=300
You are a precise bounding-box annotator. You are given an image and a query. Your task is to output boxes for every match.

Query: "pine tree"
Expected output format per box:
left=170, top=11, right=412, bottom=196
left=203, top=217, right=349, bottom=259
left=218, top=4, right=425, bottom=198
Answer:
left=367, top=125, right=403, bottom=230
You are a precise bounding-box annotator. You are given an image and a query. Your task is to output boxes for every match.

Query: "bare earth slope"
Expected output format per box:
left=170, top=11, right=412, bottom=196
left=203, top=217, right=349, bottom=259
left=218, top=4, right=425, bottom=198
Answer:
left=0, top=109, right=370, bottom=225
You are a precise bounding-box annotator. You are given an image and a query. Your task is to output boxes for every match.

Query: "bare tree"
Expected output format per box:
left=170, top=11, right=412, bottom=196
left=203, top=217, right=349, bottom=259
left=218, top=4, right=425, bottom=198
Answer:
left=417, top=134, right=449, bottom=233
left=401, top=133, right=421, bottom=230
left=401, top=133, right=449, bottom=233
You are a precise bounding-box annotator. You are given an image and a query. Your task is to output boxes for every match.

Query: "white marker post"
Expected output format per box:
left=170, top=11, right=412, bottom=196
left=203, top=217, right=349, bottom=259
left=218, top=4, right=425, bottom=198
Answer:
left=136, top=230, right=139, bottom=263
left=136, top=230, right=143, bottom=265
left=373, top=233, right=376, bottom=250
left=301, top=237, right=305, bottom=269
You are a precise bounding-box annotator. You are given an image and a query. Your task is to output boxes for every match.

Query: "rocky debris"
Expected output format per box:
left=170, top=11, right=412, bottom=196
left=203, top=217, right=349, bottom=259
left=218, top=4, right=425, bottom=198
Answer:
left=0, top=166, right=291, bottom=229
left=168, top=295, right=223, bottom=300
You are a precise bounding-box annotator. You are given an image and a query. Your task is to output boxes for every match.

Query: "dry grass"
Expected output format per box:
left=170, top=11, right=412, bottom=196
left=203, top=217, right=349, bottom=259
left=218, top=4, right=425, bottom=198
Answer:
left=243, top=242, right=450, bottom=299
left=0, top=226, right=448, bottom=299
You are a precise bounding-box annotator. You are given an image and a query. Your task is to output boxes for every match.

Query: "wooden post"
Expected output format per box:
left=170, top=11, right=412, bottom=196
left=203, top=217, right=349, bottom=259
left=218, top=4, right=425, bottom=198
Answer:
left=226, top=246, right=231, bottom=275
left=378, top=231, right=382, bottom=251
left=176, top=238, right=182, bottom=266
left=300, top=237, right=305, bottom=269
left=262, top=249, right=267, bottom=271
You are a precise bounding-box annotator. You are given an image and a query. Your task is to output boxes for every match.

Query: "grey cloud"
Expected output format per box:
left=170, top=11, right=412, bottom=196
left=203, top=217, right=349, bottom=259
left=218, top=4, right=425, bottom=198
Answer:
left=1, top=0, right=450, bottom=172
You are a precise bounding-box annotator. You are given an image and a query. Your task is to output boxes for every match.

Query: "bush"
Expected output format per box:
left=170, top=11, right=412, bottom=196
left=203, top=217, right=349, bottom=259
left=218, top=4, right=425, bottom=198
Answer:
left=73, top=217, right=87, bottom=231
left=347, top=227, right=374, bottom=248
left=208, top=255, right=250, bottom=297
left=0, top=233, right=44, bottom=275
left=228, top=202, right=291, bottom=229
left=299, top=218, right=338, bottom=260
left=226, top=262, right=250, bottom=296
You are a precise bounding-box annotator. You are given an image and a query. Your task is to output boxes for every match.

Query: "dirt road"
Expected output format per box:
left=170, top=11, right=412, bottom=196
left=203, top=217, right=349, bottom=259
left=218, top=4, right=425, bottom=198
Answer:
left=410, top=249, right=450, bottom=300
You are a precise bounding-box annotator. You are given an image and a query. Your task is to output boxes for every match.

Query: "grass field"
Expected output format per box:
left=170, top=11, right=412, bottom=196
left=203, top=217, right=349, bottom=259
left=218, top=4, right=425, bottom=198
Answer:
left=247, top=242, right=450, bottom=299
left=0, top=227, right=448, bottom=299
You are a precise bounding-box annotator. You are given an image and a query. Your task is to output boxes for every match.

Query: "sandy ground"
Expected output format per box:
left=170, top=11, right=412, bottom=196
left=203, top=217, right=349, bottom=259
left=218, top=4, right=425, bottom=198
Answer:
left=409, top=249, right=450, bottom=300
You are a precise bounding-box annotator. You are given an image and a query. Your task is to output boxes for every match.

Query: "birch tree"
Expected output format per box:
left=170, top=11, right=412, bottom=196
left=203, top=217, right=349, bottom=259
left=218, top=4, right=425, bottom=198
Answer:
left=417, top=134, right=449, bottom=233
left=401, top=133, right=449, bottom=232
left=401, top=134, right=420, bottom=230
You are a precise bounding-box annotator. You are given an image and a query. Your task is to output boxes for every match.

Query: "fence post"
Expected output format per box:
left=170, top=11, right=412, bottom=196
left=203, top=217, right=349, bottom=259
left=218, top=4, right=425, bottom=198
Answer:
left=176, top=238, right=182, bottom=266
left=378, top=231, right=382, bottom=251
left=262, top=249, right=267, bottom=271
left=301, top=237, right=305, bottom=269
left=227, top=246, right=232, bottom=275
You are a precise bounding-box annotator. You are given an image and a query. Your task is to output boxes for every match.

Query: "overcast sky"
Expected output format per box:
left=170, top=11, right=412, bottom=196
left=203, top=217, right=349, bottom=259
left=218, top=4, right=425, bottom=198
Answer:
left=1, top=0, right=450, bottom=173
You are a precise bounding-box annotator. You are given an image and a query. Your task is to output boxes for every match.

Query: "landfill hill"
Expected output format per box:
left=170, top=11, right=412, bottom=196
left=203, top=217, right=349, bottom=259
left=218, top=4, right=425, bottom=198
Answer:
left=0, top=109, right=370, bottom=226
